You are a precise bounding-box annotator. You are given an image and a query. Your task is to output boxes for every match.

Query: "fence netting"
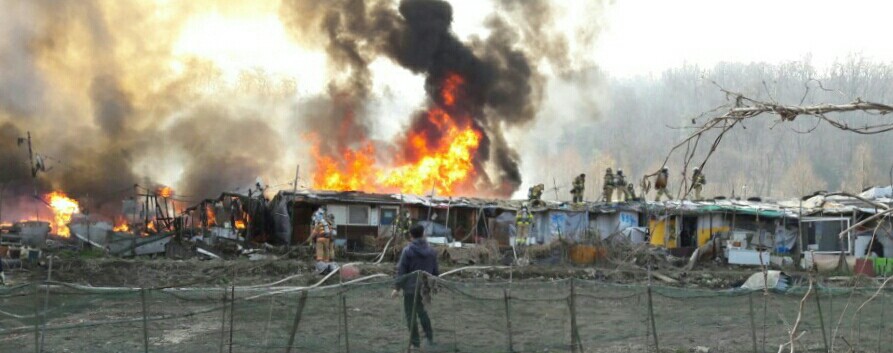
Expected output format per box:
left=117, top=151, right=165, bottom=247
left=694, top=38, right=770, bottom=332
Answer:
left=0, top=274, right=890, bottom=353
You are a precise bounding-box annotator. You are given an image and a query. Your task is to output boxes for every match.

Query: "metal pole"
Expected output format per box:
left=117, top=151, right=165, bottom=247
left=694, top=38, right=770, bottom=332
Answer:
left=284, top=291, right=309, bottom=353
left=218, top=290, right=227, bottom=353
left=877, top=290, right=884, bottom=353
left=748, top=292, right=758, bottom=353
left=33, top=282, right=39, bottom=353
left=568, top=278, right=582, bottom=353
left=646, top=286, right=659, bottom=352
left=228, top=284, right=235, bottom=353
left=761, top=293, right=768, bottom=353
left=141, top=288, right=150, bottom=353
left=38, top=257, right=52, bottom=351
left=293, top=165, right=300, bottom=194
left=815, top=290, right=829, bottom=353
left=503, top=289, right=514, bottom=353
left=341, top=294, right=350, bottom=353
left=26, top=132, right=37, bottom=197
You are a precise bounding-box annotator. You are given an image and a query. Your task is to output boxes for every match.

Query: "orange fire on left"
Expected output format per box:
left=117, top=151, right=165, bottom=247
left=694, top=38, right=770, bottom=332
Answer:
left=44, top=191, right=79, bottom=237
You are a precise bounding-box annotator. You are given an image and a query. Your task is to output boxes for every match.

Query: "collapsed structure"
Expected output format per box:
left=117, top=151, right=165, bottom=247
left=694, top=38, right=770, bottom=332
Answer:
left=4, top=185, right=893, bottom=274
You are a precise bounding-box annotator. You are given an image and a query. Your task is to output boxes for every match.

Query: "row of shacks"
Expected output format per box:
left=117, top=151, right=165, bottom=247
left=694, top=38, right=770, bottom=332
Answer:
left=173, top=186, right=893, bottom=271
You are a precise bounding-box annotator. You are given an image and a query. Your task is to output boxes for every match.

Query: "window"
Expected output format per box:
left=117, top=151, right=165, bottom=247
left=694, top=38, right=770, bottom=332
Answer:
left=802, top=217, right=852, bottom=253
left=348, top=205, right=370, bottom=225
left=380, top=207, right=398, bottom=225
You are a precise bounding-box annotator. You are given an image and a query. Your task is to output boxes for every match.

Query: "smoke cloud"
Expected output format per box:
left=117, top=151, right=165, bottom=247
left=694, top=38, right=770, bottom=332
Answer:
left=0, top=0, right=592, bottom=221
left=280, top=0, right=582, bottom=195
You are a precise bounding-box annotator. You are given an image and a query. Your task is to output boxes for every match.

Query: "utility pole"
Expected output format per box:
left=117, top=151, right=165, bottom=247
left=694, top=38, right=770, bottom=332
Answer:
left=20, top=132, right=37, bottom=197
left=552, top=177, right=559, bottom=201
left=292, top=165, right=300, bottom=194
left=0, top=182, right=5, bottom=224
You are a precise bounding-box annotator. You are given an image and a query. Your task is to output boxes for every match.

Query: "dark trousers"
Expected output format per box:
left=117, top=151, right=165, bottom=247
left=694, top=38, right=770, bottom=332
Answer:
left=403, top=291, right=433, bottom=347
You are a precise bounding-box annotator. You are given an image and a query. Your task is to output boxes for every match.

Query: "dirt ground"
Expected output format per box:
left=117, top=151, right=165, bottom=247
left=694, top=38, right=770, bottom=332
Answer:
left=12, top=256, right=766, bottom=289
left=0, top=258, right=883, bottom=353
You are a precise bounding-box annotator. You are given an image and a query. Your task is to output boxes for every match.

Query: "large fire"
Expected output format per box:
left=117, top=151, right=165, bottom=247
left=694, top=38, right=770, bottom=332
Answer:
left=45, top=191, right=79, bottom=237
left=311, top=73, right=481, bottom=195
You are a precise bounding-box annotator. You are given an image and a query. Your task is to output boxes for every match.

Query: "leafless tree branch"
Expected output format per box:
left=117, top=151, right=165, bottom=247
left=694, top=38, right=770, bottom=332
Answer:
left=643, top=80, right=893, bottom=198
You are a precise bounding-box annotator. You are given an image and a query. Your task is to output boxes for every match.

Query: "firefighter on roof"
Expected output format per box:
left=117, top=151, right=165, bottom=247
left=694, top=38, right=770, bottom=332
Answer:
left=655, top=167, right=673, bottom=201
left=615, top=169, right=633, bottom=202
left=602, top=168, right=615, bottom=202
left=528, top=183, right=545, bottom=207
left=571, top=174, right=585, bottom=203
left=691, top=167, right=706, bottom=201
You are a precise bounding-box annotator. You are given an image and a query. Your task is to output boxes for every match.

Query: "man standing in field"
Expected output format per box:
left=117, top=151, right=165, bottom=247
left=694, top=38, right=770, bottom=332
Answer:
left=392, top=224, right=438, bottom=351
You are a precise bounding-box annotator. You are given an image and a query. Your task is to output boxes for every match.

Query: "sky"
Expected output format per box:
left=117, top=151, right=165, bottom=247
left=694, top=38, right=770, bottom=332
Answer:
left=594, top=0, right=893, bottom=77
left=6, top=0, right=893, bottom=200
left=172, top=0, right=893, bottom=96
left=164, top=0, right=893, bottom=196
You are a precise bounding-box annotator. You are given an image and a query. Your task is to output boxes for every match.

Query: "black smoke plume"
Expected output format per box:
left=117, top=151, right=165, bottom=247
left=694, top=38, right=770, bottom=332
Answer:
left=280, top=0, right=565, bottom=195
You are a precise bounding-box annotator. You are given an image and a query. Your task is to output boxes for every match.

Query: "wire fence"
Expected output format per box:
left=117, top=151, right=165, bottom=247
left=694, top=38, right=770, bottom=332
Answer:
left=0, top=273, right=890, bottom=353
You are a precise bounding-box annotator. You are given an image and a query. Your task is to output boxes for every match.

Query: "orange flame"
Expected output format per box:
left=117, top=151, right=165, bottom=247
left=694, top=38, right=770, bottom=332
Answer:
left=157, top=186, right=173, bottom=198
left=45, top=191, right=79, bottom=237
left=311, top=73, right=480, bottom=195
left=113, top=217, right=130, bottom=232
left=205, top=205, right=217, bottom=227
left=234, top=220, right=246, bottom=229
left=147, top=221, right=157, bottom=233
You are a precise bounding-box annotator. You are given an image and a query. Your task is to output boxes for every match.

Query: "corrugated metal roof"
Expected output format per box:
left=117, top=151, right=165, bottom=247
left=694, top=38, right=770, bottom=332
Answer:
left=261, top=187, right=893, bottom=217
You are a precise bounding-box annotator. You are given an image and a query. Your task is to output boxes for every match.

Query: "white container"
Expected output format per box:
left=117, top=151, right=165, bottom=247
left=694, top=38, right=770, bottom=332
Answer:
left=728, top=248, right=770, bottom=266
left=854, top=235, right=872, bottom=258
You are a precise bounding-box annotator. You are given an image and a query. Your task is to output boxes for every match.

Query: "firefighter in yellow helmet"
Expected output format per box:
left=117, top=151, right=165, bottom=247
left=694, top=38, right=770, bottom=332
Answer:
left=654, top=167, right=673, bottom=201
left=571, top=174, right=585, bottom=203
left=691, top=167, right=706, bottom=201
left=528, top=183, right=545, bottom=207
left=515, top=204, right=534, bottom=247
left=615, top=169, right=633, bottom=202
left=313, top=213, right=336, bottom=262
left=394, top=210, right=412, bottom=239
left=602, top=168, right=615, bottom=202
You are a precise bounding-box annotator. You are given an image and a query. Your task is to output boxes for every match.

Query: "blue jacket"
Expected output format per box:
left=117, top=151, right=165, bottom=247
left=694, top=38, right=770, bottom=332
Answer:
left=395, top=239, right=439, bottom=292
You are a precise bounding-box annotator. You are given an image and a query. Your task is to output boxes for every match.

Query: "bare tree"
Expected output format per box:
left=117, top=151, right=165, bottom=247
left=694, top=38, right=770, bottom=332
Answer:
left=647, top=80, right=893, bottom=196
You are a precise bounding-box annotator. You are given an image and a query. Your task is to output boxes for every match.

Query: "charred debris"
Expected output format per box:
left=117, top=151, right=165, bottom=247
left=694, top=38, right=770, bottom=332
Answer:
left=3, top=185, right=893, bottom=277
